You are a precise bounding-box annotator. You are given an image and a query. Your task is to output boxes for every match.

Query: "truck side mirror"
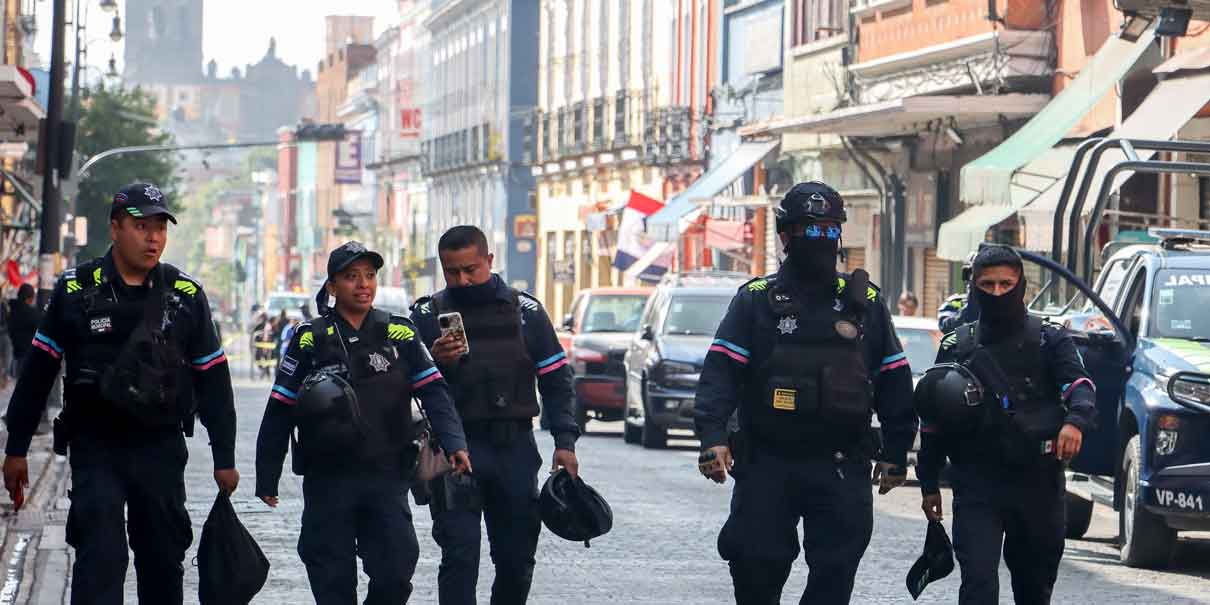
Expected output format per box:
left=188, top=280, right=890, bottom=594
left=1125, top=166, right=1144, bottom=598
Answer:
left=640, top=324, right=654, bottom=341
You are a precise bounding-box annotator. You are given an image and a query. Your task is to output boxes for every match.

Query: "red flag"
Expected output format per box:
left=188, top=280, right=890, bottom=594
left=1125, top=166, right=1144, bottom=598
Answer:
left=6, top=260, right=22, bottom=287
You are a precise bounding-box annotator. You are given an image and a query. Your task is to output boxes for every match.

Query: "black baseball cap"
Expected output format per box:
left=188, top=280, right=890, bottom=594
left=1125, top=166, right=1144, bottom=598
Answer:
left=905, top=520, right=955, bottom=599
left=326, top=241, right=384, bottom=278
left=112, top=183, right=177, bottom=224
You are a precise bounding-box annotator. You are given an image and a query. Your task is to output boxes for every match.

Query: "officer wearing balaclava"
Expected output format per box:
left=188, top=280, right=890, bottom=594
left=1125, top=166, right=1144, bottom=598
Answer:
left=916, top=244, right=1097, bottom=604
left=694, top=181, right=917, bottom=604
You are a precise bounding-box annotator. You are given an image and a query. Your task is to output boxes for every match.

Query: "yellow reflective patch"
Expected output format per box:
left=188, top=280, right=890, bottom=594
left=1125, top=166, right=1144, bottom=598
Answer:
left=747, top=279, right=769, bottom=292
left=326, top=325, right=335, bottom=336
left=299, top=331, right=314, bottom=350
left=772, top=388, right=797, bottom=411
left=867, top=286, right=877, bottom=302
left=173, top=280, right=198, bottom=296
left=92, top=267, right=102, bottom=286
left=65, top=279, right=81, bottom=293
left=836, top=277, right=846, bottom=294
left=387, top=323, right=415, bottom=341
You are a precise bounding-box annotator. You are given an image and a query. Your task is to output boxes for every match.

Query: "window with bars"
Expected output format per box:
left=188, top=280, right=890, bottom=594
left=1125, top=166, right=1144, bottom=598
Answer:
left=791, top=0, right=846, bottom=47
left=541, top=112, right=552, bottom=161
left=592, top=98, right=605, bottom=148
left=614, top=93, right=627, bottom=143
left=573, top=103, right=585, bottom=150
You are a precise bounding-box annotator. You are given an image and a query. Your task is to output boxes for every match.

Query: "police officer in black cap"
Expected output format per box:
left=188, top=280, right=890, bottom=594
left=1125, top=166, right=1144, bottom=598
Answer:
left=937, top=252, right=980, bottom=333
left=694, top=181, right=917, bottom=604
left=2, top=183, right=238, bottom=604
left=410, top=225, right=580, bottom=605
left=916, top=244, right=1096, bottom=604
left=256, top=241, right=470, bottom=604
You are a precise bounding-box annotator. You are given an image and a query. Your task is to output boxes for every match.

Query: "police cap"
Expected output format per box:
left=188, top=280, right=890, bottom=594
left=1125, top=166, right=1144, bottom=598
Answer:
left=774, top=181, right=846, bottom=232
left=112, top=183, right=177, bottom=224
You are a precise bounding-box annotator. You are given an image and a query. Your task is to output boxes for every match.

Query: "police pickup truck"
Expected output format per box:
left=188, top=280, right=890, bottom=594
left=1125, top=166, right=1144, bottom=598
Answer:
left=1025, top=228, right=1210, bottom=569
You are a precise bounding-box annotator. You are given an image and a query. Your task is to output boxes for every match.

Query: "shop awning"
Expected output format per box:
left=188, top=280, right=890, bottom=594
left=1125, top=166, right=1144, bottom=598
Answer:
left=0, top=66, right=44, bottom=141
left=1018, top=57, right=1210, bottom=251
left=763, top=94, right=1049, bottom=137
left=645, top=139, right=780, bottom=242
left=959, top=25, right=1158, bottom=207
left=936, top=204, right=1020, bottom=261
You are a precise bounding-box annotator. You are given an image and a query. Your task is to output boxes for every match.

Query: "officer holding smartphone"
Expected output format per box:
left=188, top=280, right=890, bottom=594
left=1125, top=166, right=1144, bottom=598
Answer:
left=411, top=225, right=580, bottom=605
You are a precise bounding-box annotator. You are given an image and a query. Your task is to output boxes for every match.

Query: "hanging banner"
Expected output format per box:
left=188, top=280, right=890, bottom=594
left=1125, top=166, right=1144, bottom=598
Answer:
left=335, top=130, right=363, bottom=184
left=612, top=191, right=673, bottom=281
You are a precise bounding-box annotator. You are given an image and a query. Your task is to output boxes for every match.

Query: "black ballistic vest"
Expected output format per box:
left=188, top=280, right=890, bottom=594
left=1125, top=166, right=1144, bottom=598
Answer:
left=68, top=259, right=191, bottom=431
left=299, top=310, right=416, bottom=472
left=745, top=276, right=873, bottom=456
left=954, top=315, right=1066, bottom=467
left=434, top=290, right=539, bottom=422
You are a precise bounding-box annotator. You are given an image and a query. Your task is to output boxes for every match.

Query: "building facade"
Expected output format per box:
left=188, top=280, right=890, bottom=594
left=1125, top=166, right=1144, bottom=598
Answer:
left=422, top=0, right=539, bottom=292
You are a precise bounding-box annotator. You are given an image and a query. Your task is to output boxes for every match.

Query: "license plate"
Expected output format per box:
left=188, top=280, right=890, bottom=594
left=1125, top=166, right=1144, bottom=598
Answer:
left=1154, top=488, right=1206, bottom=512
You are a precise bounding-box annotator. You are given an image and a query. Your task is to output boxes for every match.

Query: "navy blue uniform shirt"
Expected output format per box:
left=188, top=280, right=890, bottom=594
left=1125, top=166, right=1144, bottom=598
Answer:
left=693, top=266, right=918, bottom=466
left=916, top=319, right=1097, bottom=494
left=410, top=274, right=580, bottom=452
left=255, top=310, right=467, bottom=498
left=3, top=251, right=237, bottom=469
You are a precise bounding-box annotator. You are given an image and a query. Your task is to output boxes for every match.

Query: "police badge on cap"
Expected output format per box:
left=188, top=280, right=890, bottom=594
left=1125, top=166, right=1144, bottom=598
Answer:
left=112, top=182, right=177, bottom=224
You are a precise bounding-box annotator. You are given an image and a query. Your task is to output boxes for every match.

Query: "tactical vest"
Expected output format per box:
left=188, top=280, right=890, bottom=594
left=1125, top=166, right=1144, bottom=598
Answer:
left=66, top=258, right=192, bottom=431
left=744, top=273, right=874, bottom=456
left=953, top=315, right=1066, bottom=466
left=298, top=310, right=416, bottom=470
left=433, top=290, right=539, bottom=422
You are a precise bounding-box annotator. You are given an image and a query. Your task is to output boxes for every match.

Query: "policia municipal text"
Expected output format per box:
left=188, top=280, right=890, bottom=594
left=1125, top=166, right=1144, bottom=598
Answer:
left=915, top=245, right=1097, bottom=604
left=694, top=182, right=917, bottom=605
left=2, top=183, right=239, bottom=605
left=256, top=241, right=471, bottom=604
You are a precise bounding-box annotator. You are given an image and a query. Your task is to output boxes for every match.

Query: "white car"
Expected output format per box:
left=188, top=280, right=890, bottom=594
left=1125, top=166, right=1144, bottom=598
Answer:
left=891, top=315, right=943, bottom=387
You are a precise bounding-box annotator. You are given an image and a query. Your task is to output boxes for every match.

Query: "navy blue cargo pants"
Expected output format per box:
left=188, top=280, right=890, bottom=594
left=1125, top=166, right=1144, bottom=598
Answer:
left=299, top=471, right=420, bottom=604
left=430, top=429, right=542, bottom=605
left=950, top=460, right=1066, bottom=604
left=66, top=432, right=192, bottom=605
left=718, top=450, right=874, bottom=605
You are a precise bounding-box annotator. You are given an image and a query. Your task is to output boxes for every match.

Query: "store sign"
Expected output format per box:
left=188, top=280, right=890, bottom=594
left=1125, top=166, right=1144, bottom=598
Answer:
left=400, top=108, right=422, bottom=139
left=335, top=130, right=363, bottom=184
left=553, top=259, right=575, bottom=283
left=514, top=214, right=538, bottom=239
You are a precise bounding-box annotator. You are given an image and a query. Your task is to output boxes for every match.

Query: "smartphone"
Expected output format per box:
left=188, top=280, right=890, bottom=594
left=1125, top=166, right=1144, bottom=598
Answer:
left=438, top=312, right=470, bottom=354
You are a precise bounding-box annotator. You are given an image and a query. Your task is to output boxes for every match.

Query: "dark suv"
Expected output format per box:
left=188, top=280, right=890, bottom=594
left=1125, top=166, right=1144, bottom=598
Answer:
left=622, top=271, right=750, bottom=448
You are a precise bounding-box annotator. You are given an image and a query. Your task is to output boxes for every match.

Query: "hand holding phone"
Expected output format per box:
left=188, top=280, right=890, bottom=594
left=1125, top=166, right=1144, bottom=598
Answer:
left=433, top=312, right=469, bottom=365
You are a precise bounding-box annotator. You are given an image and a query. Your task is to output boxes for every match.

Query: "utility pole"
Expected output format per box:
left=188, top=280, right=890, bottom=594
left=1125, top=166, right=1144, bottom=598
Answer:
left=38, top=0, right=68, bottom=307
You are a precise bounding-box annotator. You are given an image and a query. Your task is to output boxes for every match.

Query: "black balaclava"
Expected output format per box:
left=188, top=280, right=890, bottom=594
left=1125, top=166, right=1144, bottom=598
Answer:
left=969, top=246, right=1027, bottom=338
left=449, top=273, right=500, bottom=306
left=785, top=222, right=840, bottom=289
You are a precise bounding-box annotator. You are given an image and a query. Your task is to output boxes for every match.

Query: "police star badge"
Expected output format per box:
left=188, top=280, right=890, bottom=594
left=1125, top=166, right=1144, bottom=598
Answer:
left=368, top=352, right=391, bottom=373
left=777, top=316, right=798, bottom=335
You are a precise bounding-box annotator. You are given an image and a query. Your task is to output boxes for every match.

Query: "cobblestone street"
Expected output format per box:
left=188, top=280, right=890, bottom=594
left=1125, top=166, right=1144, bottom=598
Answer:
left=129, top=379, right=1210, bottom=604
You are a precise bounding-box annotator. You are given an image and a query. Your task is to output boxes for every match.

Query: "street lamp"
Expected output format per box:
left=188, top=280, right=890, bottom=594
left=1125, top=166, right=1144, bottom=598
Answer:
left=106, top=53, right=118, bottom=78
left=109, top=15, right=122, bottom=42
left=99, top=0, right=118, bottom=12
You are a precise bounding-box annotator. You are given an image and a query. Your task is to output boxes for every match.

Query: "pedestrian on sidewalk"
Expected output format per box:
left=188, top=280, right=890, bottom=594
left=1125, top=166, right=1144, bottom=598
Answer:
left=7, top=283, right=41, bottom=377
left=2, top=183, right=240, bottom=605
left=255, top=241, right=470, bottom=605
left=410, top=225, right=581, bottom=605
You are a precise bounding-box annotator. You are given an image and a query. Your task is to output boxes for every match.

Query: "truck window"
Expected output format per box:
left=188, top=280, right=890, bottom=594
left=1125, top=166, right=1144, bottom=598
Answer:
left=1150, top=269, right=1210, bottom=340
left=1096, top=259, right=1132, bottom=310
left=1119, top=267, right=1148, bottom=337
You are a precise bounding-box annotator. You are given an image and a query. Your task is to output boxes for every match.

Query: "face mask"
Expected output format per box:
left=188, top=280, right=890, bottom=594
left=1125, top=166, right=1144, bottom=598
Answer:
left=972, top=275, right=1026, bottom=325
left=786, top=223, right=840, bottom=285
left=449, top=275, right=498, bottom=305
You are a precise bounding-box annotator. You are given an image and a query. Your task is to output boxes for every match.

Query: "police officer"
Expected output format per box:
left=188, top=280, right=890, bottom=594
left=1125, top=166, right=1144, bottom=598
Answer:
left=694, top=181, right=917, bottom=604
left=2, top=183, right=238, bottom=605
left=255, top=241, right=470, bottom=605
left=411, top=225, right=580, bottom=605
left=937, top=252, right=980, bottom=333
left=916, top=245, right=1096, bottom=604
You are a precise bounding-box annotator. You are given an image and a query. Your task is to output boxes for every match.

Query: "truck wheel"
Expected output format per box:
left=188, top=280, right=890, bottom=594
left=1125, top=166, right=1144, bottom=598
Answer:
left=623, top=420, right=641, bottom=444
left=1064, top=493, right=1094, bottom=539
left=1120, top=435, right=1176, bottom=568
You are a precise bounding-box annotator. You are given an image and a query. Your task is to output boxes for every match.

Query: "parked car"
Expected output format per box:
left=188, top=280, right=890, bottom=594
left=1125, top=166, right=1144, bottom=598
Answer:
left=374, top=286, right=412, bottom=316
left=891, top=315, right=943, bottom=387
left=623, top=271, right=750, bottom=448
left=265, top=291, right=314, bottom=321
left=557, top=287, right=653, bottom=431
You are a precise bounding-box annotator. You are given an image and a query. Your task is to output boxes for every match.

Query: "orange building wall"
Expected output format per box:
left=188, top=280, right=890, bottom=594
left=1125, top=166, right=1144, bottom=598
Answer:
left=1053, top=0, right=1123, bottom=135
left=856, top=0, right=1044, bottom=64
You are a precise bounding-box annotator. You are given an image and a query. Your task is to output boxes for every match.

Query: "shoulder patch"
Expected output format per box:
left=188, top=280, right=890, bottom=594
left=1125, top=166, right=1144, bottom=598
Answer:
left=940, top=332, right=958, bottom=350
left=411, top=296, right=433, bottom=315
left=746, top=278, right=769, bottom=292
left=173, top=279, right=199, bottom=296
left=517, top=292, right=541, bottom=312
left=298, top=328, right=315, bottom=350
left=92, top=266, right=103, bottom=286
left=65, top=279, right=82, bottom=294
left=387, top=320, right=416, bottom=341
left=62, top=268, right=77, bottom=280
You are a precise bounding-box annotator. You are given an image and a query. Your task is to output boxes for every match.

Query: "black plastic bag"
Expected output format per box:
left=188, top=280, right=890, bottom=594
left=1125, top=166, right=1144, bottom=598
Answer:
left=198, top=491, right=270, bottom=605
left=906, top=520, right=955, bottom=600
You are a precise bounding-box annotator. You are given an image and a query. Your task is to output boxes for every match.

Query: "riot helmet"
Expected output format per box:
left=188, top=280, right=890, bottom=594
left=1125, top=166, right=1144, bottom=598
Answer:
left=913, top=363, right=985, bottom=435
left=296, top=369, right=358, bottom=419
left=539, top=469, right=613, bottom=548
left=774, top=181, right=847, bottom=233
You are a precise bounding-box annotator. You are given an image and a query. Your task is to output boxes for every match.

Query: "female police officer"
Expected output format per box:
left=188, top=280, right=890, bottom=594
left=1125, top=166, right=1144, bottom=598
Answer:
left=255, top=241, right=471, bottom=604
